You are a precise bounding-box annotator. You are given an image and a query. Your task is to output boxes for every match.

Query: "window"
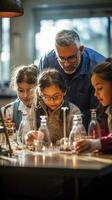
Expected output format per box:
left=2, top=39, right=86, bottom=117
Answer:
left=0, top=18, right=10, bottom=83
left=34, top=16, right=112, bottom=65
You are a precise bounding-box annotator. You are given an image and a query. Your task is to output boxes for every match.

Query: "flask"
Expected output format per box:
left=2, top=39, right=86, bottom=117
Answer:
left=77, top=114, right=87, bottom=136
left=35, top=115, right=51, bottom=151
left=69, top=114, right=87, bottom=152
left=88, top=109, right=101, bottom=139
left=17, top=113, right=31, bottom=146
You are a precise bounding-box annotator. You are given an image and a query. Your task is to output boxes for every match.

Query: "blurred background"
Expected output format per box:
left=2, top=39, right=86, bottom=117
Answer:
left=0, top=0, right=112, bottom=105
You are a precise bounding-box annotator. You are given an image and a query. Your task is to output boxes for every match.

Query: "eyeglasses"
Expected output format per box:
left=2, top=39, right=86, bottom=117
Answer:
left=41, top=94, right=63, bottom=102
left=57, top=54, right=78, bottom=63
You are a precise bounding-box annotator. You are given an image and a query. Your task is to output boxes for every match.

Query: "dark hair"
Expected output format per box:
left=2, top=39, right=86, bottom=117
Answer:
left=91, top=57, right=112, bottom=82
left=37, top=68, right=67, bottom=93
left=10, top=64, right=39, bottom=89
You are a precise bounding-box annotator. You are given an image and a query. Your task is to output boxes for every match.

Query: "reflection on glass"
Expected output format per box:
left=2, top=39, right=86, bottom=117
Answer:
left=69, top=114, right=87, bottom=152
left=34, top=115, right=51, bottom=152
left=88, top=109, right=101, bottom=139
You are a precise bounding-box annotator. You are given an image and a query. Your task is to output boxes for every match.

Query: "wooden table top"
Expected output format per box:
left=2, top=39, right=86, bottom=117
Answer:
left=0, top=149, right=112, bottom=178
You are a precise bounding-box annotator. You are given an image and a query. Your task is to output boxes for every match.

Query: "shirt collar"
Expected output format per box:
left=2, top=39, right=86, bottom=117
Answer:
left=18, top=101, right=31, bottom=114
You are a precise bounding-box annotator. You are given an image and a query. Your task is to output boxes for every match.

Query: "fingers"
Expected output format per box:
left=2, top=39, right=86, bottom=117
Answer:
left=37, top=131, right=45, bottom=140
left=25, top=131, right=37, bottom=145
left=74, top=139, right=91, bottom=153
left=25, top=131, right=45, bottom=145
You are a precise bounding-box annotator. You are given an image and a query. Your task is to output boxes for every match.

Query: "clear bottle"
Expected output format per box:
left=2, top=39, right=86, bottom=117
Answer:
left=77, top=114, right=87, bottom=136
left=17, top=113, right=31, bottom=146
left=69, top=114, right=87, bottom=152
left=88, top=109, right=101, bottom=139
left=35, top=115, right=51, bottom=151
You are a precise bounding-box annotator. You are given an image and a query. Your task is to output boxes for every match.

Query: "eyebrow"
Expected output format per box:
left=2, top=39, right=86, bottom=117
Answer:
left=59, top=54, right=77, bottom=59
left=18, top=87, right=35, bottom=90
left=94, top=83, right=104, bottom=87
left=43, top=92, right=62, bottom=96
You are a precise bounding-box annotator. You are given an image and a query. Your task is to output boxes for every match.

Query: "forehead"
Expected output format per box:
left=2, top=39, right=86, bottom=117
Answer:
left=17, top=82, right=36, bottom=90
left=56, top=43, right=78, bottom=57
left=91, top=73, right=102, bottom=82
left=42, top=84, right=62, bottom=95
left=91, top=73, right=110, bottom=86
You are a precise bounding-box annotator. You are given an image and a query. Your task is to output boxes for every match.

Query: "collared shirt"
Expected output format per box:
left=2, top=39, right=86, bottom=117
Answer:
left=2, top=100, right=31, bottom=119
left=18, top=101, right=31, bottom=115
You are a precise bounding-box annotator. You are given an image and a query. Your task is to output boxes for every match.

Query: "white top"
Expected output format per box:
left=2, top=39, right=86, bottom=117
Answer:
left=1, top=101, right=36, bottom=130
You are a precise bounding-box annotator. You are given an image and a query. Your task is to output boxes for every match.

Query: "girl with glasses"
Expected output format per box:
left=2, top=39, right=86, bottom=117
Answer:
left=26, top=68, right=81, bottom=146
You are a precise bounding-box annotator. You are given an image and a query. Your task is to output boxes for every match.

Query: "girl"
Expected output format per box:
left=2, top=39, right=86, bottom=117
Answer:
left=74, top=57, right=112, bottom=154
left=1, top=64, right=39, bottom=131
left=26, top=68, right=81, bottom=146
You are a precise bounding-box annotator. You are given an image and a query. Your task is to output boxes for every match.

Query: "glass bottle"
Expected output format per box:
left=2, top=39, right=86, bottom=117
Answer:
left=88, top=109, right=101, bottom=139
left=34, top=115, right=51, bottom=151
left=69, top=114, right=87, bottom=152
left=77, top=114, right=87, bottom=136
left=17, top=113, right=31, bottom=147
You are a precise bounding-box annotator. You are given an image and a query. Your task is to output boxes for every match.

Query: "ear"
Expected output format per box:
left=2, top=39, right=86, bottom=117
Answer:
left=79, top=45, right=84, bottom=55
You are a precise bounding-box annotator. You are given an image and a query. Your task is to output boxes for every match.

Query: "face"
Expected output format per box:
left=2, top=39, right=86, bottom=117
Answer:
left=17, top=82, right=36, bottom=107
left=40, top=84, right=66, bottom=110
left=55, top=43, right=84, bottom=74
left=91, top=73, right=112, bottom=106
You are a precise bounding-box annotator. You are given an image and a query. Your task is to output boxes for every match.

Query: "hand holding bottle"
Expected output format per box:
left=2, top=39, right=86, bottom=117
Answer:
left=25, top=115, right=51, bottom=151
left=25, top=130, right=45, bottom=146
left=25, top=130, right=37, bottom=146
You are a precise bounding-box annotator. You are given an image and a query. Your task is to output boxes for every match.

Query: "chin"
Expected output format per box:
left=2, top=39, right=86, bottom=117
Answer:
left=24, top=102, right=32, bottom=107
left=50, top=106, right=57, bottom=110
left=102, top=103, right=107, bottom=107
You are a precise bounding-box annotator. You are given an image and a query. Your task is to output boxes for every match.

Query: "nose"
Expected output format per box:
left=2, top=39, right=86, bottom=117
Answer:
left=50, top=98, right=55, bottom=102
left=23, top=91, right=29, bottom=98
left=63, top=60, right=70, bottom=66
left=94, top=90, right=99, bottom=98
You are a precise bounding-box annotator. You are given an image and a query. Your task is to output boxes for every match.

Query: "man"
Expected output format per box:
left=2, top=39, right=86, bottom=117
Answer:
left=38, top=29, right=106, bottom=130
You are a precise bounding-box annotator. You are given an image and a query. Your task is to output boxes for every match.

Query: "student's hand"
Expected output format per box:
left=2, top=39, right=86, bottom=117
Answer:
left=74, top=138, right=101, bottom=154
left=25, top=130, right=37, bottom=145
left=74, top=139, right=92, bottom=153
left=25, top=130, right=45, bottom=146
left=37, top=131, right=45, bottom=140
